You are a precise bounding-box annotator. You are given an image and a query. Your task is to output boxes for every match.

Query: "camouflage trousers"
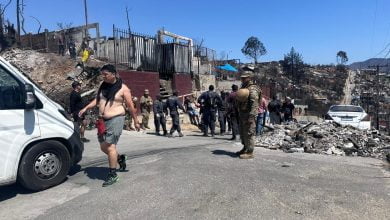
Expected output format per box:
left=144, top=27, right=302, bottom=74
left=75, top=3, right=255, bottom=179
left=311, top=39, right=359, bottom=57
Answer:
left=239, top=113, right=256, bottom=153
left=142, top=112, right=150, bottom=128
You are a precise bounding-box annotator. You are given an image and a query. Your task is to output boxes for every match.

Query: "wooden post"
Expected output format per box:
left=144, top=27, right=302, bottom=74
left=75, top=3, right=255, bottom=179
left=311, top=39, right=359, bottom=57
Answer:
left=44, top=29, right=48, bottom=52
left=29, top=33, right=32, bottom=49
left=113, top=24, right=117, bottom=68
left=95, top=23, right=100, bottom=58
left=16, top=0, right=21, bottom=45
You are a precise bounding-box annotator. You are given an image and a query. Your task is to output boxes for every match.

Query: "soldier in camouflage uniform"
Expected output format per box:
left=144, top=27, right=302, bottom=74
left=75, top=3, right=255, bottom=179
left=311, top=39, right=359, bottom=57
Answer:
left=140, top=89, right=153, bottom=129
left=236, top=66, right=261, bottom=159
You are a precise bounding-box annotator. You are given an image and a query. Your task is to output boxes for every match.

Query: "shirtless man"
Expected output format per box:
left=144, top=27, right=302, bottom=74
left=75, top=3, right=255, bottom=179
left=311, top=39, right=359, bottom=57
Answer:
left=79, top=64, right=140, bottom=187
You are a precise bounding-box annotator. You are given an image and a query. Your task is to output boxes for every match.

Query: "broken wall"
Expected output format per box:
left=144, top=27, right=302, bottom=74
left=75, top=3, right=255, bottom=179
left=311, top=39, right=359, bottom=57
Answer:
left=119, top=70, right=160, bottom=105
left=172, top=73, right=192, bottom=96
left=198, top=74, right=216, bottom=91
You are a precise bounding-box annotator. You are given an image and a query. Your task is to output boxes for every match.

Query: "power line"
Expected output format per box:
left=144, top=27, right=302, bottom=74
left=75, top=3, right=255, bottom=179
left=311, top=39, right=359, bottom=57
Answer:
left=374, top=42, right=390, bottom=58
left=384, top=49, right=390, bottom=58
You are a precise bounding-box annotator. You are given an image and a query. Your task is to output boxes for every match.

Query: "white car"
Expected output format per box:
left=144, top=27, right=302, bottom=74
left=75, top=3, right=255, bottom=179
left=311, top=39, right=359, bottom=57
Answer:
left=325, top=105, right=371, bottom=130
left=0, top=56, right=83, bottom=191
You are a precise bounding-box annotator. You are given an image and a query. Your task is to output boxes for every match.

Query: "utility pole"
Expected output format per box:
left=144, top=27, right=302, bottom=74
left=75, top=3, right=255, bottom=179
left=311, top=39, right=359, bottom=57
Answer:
left=16, top=0, right=20, bottom=45
left=368, top=64, right=388, bottom=130
left=83, top=0, right=88, bottom=37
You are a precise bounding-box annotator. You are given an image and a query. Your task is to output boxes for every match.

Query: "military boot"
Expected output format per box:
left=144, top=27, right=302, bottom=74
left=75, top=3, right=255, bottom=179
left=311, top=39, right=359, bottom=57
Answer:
left=235, top=148, right=246, bottom=155
left=239, top=152, right=254, bottom=159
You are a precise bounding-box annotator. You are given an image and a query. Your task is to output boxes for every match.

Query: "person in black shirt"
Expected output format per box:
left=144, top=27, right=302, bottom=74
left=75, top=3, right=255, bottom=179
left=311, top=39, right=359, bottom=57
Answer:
left=268, top=95, right=282, bottom=125
left=218, top=91, right=228, bottom=136
left=153, top=95, right=168, bottom=136
left=166, top=91, right=185, bottom=137
left=198, top=85, right=221, bottom=137
left=70, top=81, right=89, bottom=142
left=282, top=97, right=295, bottom=122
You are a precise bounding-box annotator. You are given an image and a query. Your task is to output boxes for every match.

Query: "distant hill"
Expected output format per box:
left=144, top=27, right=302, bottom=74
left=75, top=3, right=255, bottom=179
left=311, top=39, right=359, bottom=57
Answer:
left=349, top=58, right=390, bottom=71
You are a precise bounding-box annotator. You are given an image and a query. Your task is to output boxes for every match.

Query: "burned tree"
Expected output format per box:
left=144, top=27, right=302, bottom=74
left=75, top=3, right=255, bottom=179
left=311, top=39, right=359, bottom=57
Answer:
left=0, top=0, right=15, bottom=50
left=282, top=47, right=305, bottom=84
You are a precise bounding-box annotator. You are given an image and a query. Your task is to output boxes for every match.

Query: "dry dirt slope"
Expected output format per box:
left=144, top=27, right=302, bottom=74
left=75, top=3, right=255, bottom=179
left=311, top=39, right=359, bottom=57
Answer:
left=1, top=48, right=104, bottom=109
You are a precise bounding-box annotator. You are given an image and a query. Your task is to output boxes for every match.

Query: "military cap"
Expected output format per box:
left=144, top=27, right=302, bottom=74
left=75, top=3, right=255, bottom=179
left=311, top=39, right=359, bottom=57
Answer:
left=240, top=71, right=253, bottom=78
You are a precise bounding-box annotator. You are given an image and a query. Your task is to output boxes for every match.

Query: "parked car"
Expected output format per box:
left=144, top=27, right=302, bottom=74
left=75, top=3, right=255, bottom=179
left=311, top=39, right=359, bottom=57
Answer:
left=324, top=105, right=371, bottom=130
left=0, top=56, right=83, bottom=191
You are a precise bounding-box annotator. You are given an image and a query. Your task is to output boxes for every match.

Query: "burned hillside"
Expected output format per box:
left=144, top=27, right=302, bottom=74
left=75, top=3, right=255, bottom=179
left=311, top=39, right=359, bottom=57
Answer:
left=254, top=62, right=348, bottom=116
left=1, top=48, right=104, bottom=109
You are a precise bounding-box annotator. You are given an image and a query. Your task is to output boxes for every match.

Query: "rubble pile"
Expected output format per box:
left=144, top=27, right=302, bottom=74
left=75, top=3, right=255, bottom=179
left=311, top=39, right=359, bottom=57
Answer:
left=256, top=122, right=390, bottom=161
left=1, top=48, right=104, bottom=107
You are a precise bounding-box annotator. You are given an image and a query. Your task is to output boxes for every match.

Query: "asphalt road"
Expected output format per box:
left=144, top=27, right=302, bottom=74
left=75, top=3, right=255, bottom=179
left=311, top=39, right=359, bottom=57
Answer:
left=341, top=70, right=356, bottom=105
left=1, top=129, right=389, bottom=220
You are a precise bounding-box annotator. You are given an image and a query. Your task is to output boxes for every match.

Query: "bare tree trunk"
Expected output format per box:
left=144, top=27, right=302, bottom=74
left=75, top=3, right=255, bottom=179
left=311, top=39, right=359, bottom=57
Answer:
left=20, top=0, right=26, bottom=35
left=30, top=16, right=41, bottom=34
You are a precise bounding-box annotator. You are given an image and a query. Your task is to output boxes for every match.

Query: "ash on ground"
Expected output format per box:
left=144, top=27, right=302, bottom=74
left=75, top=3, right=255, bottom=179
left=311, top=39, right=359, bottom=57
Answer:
left=256, top=122, right=390, bottom=162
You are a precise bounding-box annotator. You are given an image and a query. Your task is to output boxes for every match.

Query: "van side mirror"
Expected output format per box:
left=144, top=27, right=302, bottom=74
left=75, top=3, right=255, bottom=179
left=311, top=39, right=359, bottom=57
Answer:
left=25, top=84, right=36, bottom=109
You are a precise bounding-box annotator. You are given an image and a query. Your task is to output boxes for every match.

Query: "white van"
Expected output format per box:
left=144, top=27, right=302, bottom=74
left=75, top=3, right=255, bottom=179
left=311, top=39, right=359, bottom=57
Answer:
left=0, top=56, right=83, bottom=191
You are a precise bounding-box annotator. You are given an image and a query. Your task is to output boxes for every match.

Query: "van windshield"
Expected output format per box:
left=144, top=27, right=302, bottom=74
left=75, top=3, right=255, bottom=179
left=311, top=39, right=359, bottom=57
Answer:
left=17, top=68, right=43, bottom=91
left=330, top=106, right=364, bottom=112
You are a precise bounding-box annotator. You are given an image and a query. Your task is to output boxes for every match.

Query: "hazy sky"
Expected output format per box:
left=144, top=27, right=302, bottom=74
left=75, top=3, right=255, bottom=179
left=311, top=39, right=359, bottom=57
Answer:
left=3, top=0, right=390, bottom=64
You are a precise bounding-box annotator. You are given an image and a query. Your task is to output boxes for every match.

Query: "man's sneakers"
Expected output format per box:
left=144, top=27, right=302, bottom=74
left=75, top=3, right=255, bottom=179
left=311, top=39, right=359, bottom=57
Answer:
left=239, top=153, right=254, bottom=159
left=178, top=132, right=184, bottom=137
left=118, top=154, right=127, bottom=171
left=102, top=172, right=119, bottom=187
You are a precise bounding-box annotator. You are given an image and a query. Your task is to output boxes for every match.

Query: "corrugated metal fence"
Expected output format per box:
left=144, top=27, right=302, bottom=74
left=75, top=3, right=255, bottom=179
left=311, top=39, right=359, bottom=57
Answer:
left=113, top=27, right=157, bottom=71
left=111, top=26, right=191, bottom=75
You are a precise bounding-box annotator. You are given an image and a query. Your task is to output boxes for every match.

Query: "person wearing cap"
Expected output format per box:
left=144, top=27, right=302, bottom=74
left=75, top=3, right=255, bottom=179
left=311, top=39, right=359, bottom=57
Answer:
left=69, top=81, right=89, bottom=143
left=140, top=89, right=153, bottom=129
left=236, top=66, right=261, bottom=159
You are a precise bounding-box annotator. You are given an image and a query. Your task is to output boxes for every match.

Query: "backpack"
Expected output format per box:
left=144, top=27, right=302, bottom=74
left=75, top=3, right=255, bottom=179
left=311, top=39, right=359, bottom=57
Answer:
left=207, top=92, right=218, bottom=109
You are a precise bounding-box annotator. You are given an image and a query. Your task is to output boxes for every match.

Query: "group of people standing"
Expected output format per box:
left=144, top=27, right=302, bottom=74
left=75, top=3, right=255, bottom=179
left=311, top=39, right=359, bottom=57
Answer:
left=128, top=89, right=185, bottom=138
left=267, top=96, right=295, bottom=125
left=68, top=63, right=294, bottom=187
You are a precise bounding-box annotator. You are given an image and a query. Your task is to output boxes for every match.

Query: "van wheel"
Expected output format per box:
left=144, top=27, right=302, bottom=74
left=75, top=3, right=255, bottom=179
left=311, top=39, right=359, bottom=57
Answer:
left=18, top=140, right=70, bottom=191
